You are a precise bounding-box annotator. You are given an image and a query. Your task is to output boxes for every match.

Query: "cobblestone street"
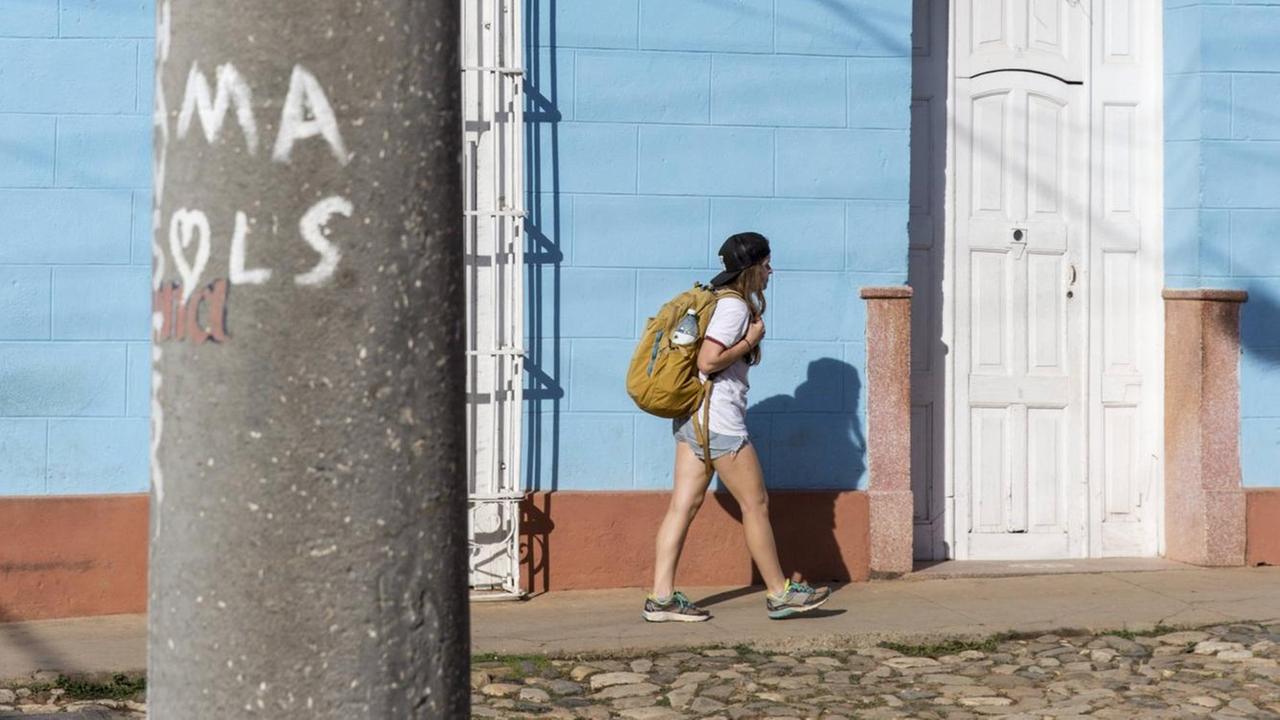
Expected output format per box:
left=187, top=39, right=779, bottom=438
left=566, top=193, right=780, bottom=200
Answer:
left=0, top=681, right=143, bottom=719
left=472, top=623, right=1280, bottom=719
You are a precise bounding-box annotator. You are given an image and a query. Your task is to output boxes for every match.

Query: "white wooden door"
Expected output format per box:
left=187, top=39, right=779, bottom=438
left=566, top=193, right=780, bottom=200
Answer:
left=954, top=71, right=1089, bottom=559
left=1087, top=1, right=1165, bottom=558
left=947, top=0, right=1163, bottom=560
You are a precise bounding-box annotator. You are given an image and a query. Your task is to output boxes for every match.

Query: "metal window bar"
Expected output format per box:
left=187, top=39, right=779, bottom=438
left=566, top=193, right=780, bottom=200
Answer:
left=463, top=0, right=526, bottom=601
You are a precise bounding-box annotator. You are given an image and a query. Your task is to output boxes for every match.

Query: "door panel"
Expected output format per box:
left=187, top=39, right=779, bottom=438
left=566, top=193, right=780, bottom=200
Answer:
left=955, top=0, right=1087, bottom=82
left=1026, top=407, right=1065, bottom=531
left=1027, top=253, right=1064, bottom=372
left=1089, top=0, right=1163, bottom=557
left=954, top=69, right=1087, bottom=559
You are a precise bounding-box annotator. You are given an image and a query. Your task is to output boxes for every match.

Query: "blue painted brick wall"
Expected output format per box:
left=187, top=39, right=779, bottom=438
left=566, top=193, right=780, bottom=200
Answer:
left=523, top=0, right=911, bottom=492
left=1165, top=1, right=1280, bottom=487
left=0, top=2, right=153, bottom=496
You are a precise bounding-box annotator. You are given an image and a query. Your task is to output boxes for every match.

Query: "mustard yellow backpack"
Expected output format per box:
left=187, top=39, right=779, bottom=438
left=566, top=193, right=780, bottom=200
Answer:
left=626, top=283, right=740, bottom=470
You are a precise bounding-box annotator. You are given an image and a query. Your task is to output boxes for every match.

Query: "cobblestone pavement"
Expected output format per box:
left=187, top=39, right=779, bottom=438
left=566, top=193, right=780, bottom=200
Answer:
left=472, top=622, right=1280, bottom=719
left=0, top=677, right=143, bottom=719
left=0, top=710, right=134, bottom=719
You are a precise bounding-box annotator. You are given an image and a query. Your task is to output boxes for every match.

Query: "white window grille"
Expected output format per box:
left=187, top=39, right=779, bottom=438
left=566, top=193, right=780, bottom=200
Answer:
left=462, top=0, right=525, bottom=600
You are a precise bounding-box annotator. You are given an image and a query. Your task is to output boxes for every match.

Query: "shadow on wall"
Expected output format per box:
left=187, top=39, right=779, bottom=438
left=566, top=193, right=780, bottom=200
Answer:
left=523, top=0, right=565, bottom=496
left=517, top=0, right=877, bottom=589
left=521, top=0, right=564, bottom=594
left=745, top=358, right=865, bottom=489
left=1202, top=235, right=1280, bottom=367
left=713, top=358, right=867, bottom=584
left=1196, top=242, right=1280, bottom=488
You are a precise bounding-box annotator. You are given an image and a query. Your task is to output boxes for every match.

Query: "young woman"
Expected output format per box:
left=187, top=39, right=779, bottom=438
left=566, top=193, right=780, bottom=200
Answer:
left=643, top=232, right=831, bottom=622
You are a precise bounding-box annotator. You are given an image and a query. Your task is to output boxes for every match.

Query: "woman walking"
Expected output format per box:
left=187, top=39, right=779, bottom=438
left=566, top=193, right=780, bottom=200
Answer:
left=643, top=232, right=831, bottom=622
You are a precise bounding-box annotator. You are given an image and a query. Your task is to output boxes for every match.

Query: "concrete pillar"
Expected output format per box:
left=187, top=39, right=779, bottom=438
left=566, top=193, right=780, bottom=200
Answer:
left=1163, top=289, right=1248, bottom=567
left=148, top=1, right=467, bottom=717
left=860, top=287, right=914, bottom=578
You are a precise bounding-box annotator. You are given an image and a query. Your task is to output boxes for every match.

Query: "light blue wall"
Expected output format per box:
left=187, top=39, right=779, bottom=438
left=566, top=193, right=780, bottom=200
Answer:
left=18, top=3, right=1277, bottom=496
left=1165, top=0, right=1280, bottom=487
left=0, top=0, right=153, bottom=495
left=523, top=0, right=913, bottom=492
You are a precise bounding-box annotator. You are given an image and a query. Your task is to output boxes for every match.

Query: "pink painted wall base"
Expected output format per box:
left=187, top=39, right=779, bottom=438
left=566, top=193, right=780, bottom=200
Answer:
left=0, top=495, right=147, bottom=622
left=520, top=491, right=870, bottom=593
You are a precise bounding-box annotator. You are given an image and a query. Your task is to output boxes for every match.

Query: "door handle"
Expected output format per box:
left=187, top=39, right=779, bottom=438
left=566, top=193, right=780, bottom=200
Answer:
left=1067, top=264, right=1077, bottom=299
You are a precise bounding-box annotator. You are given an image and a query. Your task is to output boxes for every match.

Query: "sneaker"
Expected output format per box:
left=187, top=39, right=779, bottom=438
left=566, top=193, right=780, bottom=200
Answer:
left=642, top=591, right=711, bottom=623
left=766, top=580, right=831, bottom=619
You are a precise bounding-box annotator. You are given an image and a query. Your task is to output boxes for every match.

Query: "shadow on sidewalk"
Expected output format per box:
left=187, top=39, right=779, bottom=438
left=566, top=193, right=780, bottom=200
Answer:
left=691, top=585, right=848, bottom=621
left=0, top=604, right=72, bottom=679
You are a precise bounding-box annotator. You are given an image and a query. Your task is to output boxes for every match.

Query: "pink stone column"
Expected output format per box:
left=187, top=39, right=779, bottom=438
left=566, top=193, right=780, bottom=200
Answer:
left=861, top=286, right=914, bottom=578
left=1163, top=289, right=1248, bottom=566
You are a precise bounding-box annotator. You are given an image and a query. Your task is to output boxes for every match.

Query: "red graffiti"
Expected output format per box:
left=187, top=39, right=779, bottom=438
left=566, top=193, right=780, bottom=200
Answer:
left=153, top=279, right=230, bottom=344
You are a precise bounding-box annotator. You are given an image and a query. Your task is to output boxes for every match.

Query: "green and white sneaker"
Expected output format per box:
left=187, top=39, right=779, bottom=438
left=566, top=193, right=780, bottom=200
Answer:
left=642, top=591, right=711, bottom=623
left=766, top=580, right=831, bottom=619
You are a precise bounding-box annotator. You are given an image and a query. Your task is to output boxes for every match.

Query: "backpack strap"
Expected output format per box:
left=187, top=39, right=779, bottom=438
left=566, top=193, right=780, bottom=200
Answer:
left=692, top=379, right=715, bottom=479
left=692, top=289, right=743, bottom=479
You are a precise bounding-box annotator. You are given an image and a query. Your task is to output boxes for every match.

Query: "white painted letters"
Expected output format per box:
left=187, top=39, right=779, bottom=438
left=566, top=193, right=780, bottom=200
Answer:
left=272, top=65, right=351, bottom=166
left=157, top=0, right=171, bottom=63
left=295, top=196, right=352, bottom=286
left=178, top=62, right=259, bottom=153
left=151, top=207, right=165, bottom=291
left=229, top=211, right=273, bottom=285
left=153, top=83, right=169, bottom=206
left=156, top=61, right=357, bottom=306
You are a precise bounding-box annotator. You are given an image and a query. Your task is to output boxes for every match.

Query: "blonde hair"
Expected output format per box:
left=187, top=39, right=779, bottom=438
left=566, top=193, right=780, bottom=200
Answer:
left=724, top=261, right=767, bottom=366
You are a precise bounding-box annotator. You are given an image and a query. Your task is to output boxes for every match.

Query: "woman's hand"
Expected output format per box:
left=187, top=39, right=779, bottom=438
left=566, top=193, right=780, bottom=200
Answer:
left=698, top=317, right=765, bottom=375
left=745, top=317, right=765, bottom=348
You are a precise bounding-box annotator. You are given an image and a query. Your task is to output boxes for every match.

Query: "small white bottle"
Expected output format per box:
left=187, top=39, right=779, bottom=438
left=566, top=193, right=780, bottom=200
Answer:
left=670, top=309, right=699, bottom=346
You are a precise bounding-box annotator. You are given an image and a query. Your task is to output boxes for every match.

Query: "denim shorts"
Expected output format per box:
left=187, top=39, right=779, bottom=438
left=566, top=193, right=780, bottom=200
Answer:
left=672, top=417, right=749, bottom=460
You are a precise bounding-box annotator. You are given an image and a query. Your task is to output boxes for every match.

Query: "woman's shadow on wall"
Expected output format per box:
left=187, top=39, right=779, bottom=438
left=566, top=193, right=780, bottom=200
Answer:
left=711, top=357, right=867, bottom=589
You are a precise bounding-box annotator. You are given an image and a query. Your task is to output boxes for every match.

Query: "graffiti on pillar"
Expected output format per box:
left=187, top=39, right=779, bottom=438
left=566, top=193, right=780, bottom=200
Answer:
left=150, top=0, right=365, bottom=524
left=152, top=18, right=356, bottom=346
left=153, top=279, right=229, bottom=345
left=151, top=0, right=172, bottom=531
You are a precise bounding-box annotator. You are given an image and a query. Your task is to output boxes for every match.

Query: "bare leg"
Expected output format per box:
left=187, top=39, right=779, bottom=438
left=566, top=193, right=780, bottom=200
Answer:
left=713, top=443, right=787, bottom=596
left=651, top=441, right=712, bottom=598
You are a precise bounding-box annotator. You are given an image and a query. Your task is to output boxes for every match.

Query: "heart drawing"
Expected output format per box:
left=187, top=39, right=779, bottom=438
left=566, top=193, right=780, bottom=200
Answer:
left=168, top=208, right=212, bottom=302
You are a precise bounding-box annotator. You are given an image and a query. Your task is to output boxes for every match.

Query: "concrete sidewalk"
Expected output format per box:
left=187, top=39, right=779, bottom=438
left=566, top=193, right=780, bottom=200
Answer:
left=3, top=566, right=1280, bottom=678
left=472, top=565, right=1280, bottom=656
left=0, top=614, right=145, bottom=681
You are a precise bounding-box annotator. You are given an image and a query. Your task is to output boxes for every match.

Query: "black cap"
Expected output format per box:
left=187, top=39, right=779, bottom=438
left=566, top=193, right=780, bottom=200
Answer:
left=710, top=232, right=771, bottom=287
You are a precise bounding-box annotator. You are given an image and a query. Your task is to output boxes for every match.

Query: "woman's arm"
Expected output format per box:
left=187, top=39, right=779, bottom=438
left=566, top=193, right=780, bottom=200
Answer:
left=697, top=317, right=765, bottom=375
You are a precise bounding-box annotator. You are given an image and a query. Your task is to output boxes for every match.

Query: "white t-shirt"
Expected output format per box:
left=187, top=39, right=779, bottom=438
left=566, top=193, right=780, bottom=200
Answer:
left=699, top=296, right=752, bottom=436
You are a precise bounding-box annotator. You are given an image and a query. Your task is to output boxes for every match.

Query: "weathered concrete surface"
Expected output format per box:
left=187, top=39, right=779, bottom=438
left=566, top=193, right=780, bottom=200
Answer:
left=150, top=0, right=466, bottom=716
left=472, top=566, right=1280, bottom=656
